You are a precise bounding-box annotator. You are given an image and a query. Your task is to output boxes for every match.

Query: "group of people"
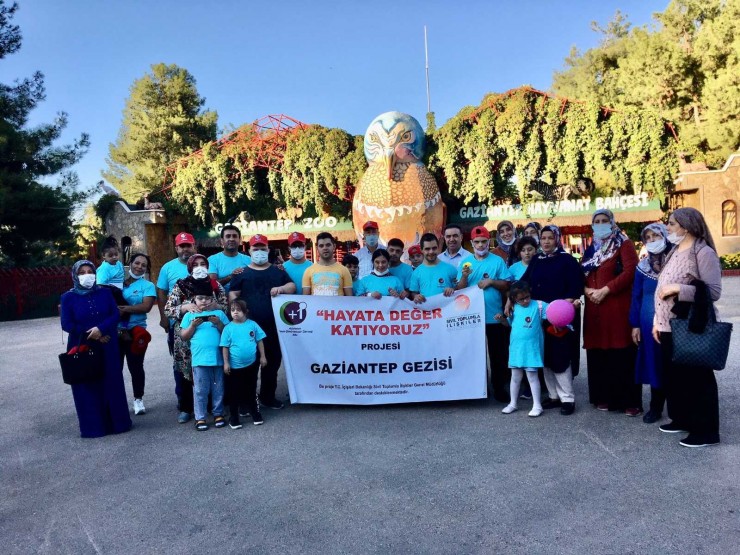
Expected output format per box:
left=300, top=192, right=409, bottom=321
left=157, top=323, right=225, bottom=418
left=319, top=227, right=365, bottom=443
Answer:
left=60, top=207, right=725, bottom=447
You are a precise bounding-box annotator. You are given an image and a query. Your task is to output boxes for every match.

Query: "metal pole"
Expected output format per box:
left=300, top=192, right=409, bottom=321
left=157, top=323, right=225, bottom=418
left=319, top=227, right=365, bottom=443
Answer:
left=424, top=25, right=431, bottom=114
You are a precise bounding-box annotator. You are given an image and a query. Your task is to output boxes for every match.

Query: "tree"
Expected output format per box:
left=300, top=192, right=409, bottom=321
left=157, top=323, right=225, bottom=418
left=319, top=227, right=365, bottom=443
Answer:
left=552, top=0, right=739, bottom=167
left=0, top=1, right=90, bottom=267
left=103, top=63, right=218, bottom=202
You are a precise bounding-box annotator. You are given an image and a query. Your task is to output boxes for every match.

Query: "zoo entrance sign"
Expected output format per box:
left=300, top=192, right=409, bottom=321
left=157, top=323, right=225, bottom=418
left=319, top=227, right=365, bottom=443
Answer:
left=213, top=216, right=354, bottom=236
left=454, top=192, right=661, bottom=222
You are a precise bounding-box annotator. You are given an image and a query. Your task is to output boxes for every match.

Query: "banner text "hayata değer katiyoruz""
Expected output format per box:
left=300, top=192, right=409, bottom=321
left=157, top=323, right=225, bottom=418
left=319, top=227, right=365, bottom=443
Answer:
left=271, top=287, right=487, bottom=405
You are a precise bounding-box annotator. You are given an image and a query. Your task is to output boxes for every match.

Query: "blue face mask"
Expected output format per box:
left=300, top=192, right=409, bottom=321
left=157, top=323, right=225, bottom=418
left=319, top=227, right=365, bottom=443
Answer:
left=592, top=223, right=613, bottom=240
left=251, top=250, right=269, bottom=265
left=365, top=235, right=379, bottom=248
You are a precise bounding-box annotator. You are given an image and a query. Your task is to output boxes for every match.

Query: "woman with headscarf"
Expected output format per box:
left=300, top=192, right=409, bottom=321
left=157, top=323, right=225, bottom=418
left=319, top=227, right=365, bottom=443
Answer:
left=629, top=223, right=673, bottom=424
left=518, top=224, right=584, bottom=415
left=652, top=207, right=723, bottom=447
left=60, top=260, right=132, bottom=438
left=164, top=254, right=228, bottom=424
left=491, top=220, right=517, bottom=265
left=582, top=208, right=641, bottom=415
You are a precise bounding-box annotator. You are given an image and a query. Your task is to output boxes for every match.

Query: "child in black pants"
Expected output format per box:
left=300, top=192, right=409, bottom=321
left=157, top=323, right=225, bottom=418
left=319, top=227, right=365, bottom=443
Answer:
left=220, top=299, right=267, bottom=428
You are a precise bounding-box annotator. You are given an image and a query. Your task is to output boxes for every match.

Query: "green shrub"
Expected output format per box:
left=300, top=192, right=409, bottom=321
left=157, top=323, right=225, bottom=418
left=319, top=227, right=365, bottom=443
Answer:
left=720, top=253, right=740, bottom=270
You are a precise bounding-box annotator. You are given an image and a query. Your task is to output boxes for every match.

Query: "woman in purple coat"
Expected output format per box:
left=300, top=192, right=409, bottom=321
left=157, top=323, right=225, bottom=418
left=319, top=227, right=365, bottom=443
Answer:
left=60, top=260, right=132, bottom=438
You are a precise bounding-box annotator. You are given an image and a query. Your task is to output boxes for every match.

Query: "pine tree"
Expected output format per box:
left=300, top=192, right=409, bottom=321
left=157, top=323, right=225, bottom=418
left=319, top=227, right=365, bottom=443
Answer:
left=103, top=63, right=218, bottom=202
left=0, top=1, right=89, bottom=267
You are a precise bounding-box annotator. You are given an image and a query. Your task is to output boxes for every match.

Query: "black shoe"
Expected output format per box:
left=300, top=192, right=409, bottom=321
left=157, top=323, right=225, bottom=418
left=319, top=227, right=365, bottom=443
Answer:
left=642, top=410, right=662, bottom=424
left=238, top=405, right=250, bottom=417
left=542, top=398, right=562, bottom=410
left=560, top=402, right=575, bottom=415
left=229, top=415, right=242, bottom=430
left=252, top=410, right=264, bottom=425
left=659, top=422, right=688, bottom=434
left=679, top=434, right=720, bottom=448
left=261, top=399, right=284, bottom=410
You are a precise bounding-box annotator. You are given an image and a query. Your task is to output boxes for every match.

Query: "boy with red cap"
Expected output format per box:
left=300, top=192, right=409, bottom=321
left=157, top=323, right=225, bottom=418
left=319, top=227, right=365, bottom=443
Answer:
left=229, top=234, right=296, bottom=409
left=283, top=231, right=312, bottom=294
left=456, top=225, right=514, bottom=403
left=355, top=221, right=385, bottom=279
left=407, top=244, right=423, bottom=269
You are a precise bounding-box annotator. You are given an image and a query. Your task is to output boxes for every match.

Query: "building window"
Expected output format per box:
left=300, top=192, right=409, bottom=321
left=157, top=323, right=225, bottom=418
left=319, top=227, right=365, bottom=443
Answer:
left=121, top=236, right=132, bottom=265
left=722, top=201, right=737, bottom=236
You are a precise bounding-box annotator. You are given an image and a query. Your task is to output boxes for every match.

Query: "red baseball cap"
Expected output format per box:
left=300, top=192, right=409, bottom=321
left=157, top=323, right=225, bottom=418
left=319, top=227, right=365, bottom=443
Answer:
left=408, top=244, right=422, bottom=256
left=363, top=221, right=379, bottom=231
left=470, top=226, right=490, bottom=240
left=288, top=231, right=306, bottom=245
left=249, top=234, right=269, bottom=246
left=175, top=232, right=195, bottom=246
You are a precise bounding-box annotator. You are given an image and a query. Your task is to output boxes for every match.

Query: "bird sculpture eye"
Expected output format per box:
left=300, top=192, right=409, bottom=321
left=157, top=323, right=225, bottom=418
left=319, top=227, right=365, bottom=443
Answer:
left=401, top=131, right=412, bottom=142
left=369, top=132, right=380, bottom=143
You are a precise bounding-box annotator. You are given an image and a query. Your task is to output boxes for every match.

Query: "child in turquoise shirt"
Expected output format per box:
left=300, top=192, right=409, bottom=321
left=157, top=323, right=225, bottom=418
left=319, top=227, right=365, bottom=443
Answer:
left=220, top=299, right=267, bottom=429
left=181, top=287, right=230, bottom=431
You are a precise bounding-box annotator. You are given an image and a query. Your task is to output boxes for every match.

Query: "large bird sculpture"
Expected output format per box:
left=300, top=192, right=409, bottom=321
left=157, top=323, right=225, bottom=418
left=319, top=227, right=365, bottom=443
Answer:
left=352, top=112, right=445, bottom=248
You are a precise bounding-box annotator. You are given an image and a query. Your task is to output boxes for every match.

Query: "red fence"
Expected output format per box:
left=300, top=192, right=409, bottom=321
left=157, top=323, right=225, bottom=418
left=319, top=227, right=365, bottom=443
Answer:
left=0, top=267, right=72, bottom=321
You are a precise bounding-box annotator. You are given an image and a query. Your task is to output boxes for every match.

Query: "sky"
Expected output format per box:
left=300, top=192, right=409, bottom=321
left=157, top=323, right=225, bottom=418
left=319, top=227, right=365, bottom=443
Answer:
left=5, top=0, right=668, bottom=198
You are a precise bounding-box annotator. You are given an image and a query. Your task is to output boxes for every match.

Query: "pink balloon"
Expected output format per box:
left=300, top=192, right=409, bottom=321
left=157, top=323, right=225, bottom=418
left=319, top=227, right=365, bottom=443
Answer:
left=546, top=299, right=575, bottom=327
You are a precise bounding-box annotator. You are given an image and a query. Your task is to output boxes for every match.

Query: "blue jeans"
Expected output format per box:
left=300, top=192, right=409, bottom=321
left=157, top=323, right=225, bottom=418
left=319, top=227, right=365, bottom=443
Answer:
left=192, top=366, right=224, bottom=421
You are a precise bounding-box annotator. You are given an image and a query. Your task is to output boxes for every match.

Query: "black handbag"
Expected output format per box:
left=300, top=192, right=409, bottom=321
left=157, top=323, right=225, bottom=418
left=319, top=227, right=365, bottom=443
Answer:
left=58, top=335, right=105, bottom=385
left=670, top=283, right=733, bottom=370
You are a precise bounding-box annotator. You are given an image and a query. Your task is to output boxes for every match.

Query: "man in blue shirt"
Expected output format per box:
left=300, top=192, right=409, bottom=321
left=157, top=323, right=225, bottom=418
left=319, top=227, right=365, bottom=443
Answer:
left=282, top=231, right=312, bottom=294
left=438, top=224, right=473, bottom=270
left=208, top=224, right=251, bottom=293
left=410, top=233, right=457, bottom=303
left=457, top=225, right=514, bottom=403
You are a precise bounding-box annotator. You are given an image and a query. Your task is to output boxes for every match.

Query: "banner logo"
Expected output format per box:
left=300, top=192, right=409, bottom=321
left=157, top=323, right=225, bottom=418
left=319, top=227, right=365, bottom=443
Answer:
left=280, top=301, right=308, bottom=326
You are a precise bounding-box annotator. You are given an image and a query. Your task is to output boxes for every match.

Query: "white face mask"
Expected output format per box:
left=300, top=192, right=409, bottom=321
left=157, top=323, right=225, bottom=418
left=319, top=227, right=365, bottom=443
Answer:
left=645, top=239, right=666, bottom=254
left=499, top=234, right=515, bottom=246
left=191, top=266, right=209, bottom=280
left=251, top=250, right=269, bottom=265
left=474, top=241, right=490, bottom=256
left=667, top=232, right=685, bottom=245
left=78, top=274, right=96, bottom=289
left=290, top=247, right=305, bottom=259
left=374, top=268, right=389, bottom=276
left=129, top=269, right=144, bottom=280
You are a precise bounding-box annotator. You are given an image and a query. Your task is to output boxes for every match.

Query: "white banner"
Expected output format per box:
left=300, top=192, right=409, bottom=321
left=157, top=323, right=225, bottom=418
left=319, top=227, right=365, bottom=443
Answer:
left=271, top=287, right=487, bottom=405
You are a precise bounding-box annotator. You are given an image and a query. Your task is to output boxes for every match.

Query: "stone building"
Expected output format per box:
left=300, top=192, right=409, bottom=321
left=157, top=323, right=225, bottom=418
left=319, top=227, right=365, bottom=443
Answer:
left=672, top=151, right=740, bottom=255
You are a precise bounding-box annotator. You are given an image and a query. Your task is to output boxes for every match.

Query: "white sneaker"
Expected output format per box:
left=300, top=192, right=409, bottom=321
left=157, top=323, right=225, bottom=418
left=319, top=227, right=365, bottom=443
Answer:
left=133, top=398, right=146, bottom=415
left=501, top=404, right=518, bottom=414
left=528, top=407, right=543, bottom=417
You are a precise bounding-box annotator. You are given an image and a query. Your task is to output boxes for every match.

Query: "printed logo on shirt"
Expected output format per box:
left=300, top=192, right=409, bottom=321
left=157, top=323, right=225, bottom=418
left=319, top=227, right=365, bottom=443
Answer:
left=438, top=278, right=444, bottom=284
left=249, top=330, right=255, bottom=338
left=483, top=273, right=489, bottom=279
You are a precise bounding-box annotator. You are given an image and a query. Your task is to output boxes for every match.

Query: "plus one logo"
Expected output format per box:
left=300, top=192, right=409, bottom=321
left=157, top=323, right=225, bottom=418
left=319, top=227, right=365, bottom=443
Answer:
left=280, top=301, right=308, bottom=326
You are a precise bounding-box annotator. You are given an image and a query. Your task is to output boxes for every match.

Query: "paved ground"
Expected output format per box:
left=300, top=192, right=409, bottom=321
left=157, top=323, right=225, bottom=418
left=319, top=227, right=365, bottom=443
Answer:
left=2, top=279, right=740, bottom=554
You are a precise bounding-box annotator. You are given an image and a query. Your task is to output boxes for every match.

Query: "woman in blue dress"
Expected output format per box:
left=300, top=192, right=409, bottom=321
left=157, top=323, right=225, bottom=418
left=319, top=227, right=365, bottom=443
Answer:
left=60, top=260, right=132, bottom=438
left=629, top=223, right=672, bottom=424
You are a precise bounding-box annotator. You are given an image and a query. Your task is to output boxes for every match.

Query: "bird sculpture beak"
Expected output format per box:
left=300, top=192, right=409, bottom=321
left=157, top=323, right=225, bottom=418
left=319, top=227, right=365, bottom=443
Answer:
left=382, top=148, right=395, bottom=181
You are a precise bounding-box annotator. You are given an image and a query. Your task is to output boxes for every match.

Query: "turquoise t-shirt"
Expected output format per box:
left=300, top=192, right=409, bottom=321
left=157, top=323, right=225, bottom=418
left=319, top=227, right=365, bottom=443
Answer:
left=355, top=274, right=404, bottom=297
left=181, top=309, right=230, bottom=367
left=389, top=263, right=414, bottom=290
left=409, top=261, right=457, bottom=297
left=283, top=259, right=312, bottom=294
left=352, top=278, right=362, bottom=296
left=508, top=301, right=549, bottom=368
left=96, top=261, right=124, bottom=288
left=156, top=258, right=189, bottom=293
left=219, top=319, right=267, bottom=368
left=207, top=251, right=251, bottom=292
left=120, top=278, right=156, bottom=329
left=457, top=254, right=513, bottom=323
left=509, top=261, right=528, bottom=281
